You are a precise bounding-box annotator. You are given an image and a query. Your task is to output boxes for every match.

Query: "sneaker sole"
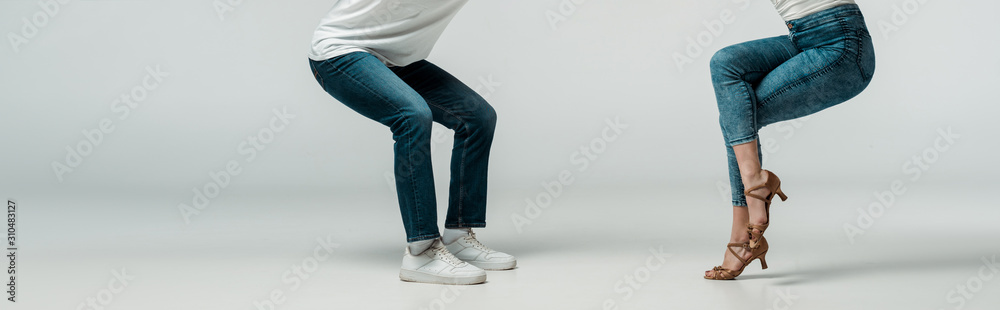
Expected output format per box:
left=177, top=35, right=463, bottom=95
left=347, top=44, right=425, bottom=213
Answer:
left=467, top=260, right=517, bottom=271
left=399, top=270, right=486, bottom=285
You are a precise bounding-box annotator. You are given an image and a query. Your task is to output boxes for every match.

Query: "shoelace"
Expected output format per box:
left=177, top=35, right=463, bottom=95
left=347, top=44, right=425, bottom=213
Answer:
left=432, top=244, right=465, bottom=267
left=463, top=232, right=495, bottom=253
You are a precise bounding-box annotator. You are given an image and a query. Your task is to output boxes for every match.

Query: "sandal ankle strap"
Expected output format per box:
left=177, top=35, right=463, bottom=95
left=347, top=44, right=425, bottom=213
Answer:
left=746, top=224, right=768, bottom=249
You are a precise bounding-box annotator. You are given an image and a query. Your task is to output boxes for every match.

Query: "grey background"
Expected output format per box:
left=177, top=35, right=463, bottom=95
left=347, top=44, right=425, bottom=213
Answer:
left=2, top=0, right=994, bottom=196
left=1, top=1, right=998, bottom=309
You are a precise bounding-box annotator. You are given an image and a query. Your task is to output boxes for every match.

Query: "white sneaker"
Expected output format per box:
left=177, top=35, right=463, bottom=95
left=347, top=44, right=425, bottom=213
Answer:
left=400, top=239, right=486, bottom=285
left=444, top=231, right=517, bottom=270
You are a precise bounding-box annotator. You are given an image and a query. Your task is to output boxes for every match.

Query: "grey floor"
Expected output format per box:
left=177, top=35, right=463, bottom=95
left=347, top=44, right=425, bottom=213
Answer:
left=15, top=182, right=1000, bottom=309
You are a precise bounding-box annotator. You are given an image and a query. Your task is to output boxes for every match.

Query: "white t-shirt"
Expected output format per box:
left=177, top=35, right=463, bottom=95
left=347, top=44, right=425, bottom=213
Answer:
left=770, top=0, right=856, bottom=21
left=308, top=0, right=469, bottom=67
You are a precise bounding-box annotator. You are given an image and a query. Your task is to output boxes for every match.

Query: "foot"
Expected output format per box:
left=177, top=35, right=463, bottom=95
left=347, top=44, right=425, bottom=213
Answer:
left=743, top=171, right=773, bottom=227
left=705, top=238, right=753, bottom=279
left=444, top=230, right=517, bottom=271
left=400, top=239, right=487, bottom=285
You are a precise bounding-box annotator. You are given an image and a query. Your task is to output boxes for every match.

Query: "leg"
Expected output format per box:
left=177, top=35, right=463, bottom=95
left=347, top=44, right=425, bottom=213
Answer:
left=705, top=206, right=755, bottom=278
left=740, top=28, right=874, bottom=223
left=725, top=140, right=761, bottom=208
left=712, top=36, right=798, bottom=148
left=309, top=53, right=440, bottom=242
left=733, top=141, right=771, bottom=227
left=391, top=60, right=497, bottom=230
left=708, top=37, right=796, bottom=278
left=711, top=36, right=796, bottom=223
left=391, top=61, right=516, bottom=271
left=708, top=23, right=874, bottom=279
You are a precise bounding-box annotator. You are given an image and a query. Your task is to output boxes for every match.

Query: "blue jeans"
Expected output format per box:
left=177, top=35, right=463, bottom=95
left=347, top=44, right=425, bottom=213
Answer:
left=711, top=4, right=875, bottom=206
left=309, top=52, right=497, bottom=242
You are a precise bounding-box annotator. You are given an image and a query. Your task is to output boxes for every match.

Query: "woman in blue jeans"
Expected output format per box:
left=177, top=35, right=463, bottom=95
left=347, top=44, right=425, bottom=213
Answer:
left=308, top=0, right=515, bottom=285
left=705, top=1, right=876, bottom=280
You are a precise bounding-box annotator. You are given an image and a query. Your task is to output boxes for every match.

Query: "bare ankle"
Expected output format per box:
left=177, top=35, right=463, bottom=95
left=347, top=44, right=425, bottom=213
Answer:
left=747, top=201, right=769, bottom=226
left=741, top=170, right=765, bottom=188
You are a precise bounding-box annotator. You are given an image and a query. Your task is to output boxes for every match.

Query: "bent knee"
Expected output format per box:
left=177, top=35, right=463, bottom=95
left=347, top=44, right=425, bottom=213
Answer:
left=476, top=104, right=498, bottom=130
left=459, top=94, right=497, bottom=130
left=394, top=105, right=434, bottom=134
left=709, top=46, right=742, bottom=75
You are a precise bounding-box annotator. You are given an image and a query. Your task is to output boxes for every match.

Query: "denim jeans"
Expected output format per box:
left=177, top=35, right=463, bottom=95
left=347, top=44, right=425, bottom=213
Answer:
left=309, top=52, right=497, bottom=242
left=711, top=4, right=875, bottom=206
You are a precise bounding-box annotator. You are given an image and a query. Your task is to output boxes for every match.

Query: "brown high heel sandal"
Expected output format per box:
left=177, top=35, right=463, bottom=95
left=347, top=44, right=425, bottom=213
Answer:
left=705, top=170, right=788, bottom=280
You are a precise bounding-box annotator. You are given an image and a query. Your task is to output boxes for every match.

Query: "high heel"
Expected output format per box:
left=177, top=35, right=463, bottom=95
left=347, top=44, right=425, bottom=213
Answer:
left=749, top=170, right=787, bottom=202
left=705, top=170, right=787, bottom=280
left=744, top=170, right=787, bottom=215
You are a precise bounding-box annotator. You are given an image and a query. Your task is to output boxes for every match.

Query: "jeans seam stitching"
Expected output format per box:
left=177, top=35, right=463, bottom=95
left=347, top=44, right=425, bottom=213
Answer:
left=311, top=62, right=327, bottom=93
left=855, top=30, right=873, bottom=81
left=329, top=56, right=427, bottom=236
left=424, top=100, right=469, bottom=226
left=727, top=70, right=766, bottom=145
left=760, top=37, right=852, bottom=105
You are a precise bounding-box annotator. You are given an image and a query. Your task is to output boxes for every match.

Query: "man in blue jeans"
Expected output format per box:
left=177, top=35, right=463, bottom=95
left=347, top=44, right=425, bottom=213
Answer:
left=307, top=0, right=516, bottom=285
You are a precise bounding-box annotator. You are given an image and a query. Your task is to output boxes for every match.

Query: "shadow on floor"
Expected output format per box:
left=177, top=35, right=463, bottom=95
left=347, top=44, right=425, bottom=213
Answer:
left=746, top=252, right=995, bottom=285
